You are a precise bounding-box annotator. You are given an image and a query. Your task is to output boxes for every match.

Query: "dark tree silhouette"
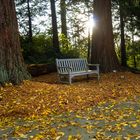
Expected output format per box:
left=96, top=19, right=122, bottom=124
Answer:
left=119, top=0, right=127, bottom=67
left=60, top=0, right=67, bottom=38
left=27, top=0, right=33, bottom=43
left=50, top=0, right=61, bottom=55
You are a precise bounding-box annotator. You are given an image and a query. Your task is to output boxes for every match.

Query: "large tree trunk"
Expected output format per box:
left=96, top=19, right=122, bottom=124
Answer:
left=91, top=0, right=120, bottom=72
left=60, top=0, right=67, bottom=38
left=50, top=0, right=61, bottom=55
left=0, top=0, right=31, bottom=85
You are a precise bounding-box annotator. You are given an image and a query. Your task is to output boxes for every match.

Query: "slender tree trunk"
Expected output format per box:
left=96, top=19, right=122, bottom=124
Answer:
left=91, top=0, right=119, bottom=72
left=87, top=27, right=91, bottom=62
left=60, top=0, right=67, bottom=38
left=131, top=26, right=137, bottom=68
left=50, top=0, right=60, bottom=55
left=87, top=3, right=92, bottom=63
left=27, top=0, right=32, bottom=43
left=119, top=1, right=127, bottom=67
left=133, top=56, right=137, bottom=68
left=0, top=0, right=31, bottom=85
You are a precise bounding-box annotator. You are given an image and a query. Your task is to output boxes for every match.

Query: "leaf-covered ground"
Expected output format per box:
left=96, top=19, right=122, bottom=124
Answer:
left=0, top=72, right=140, bottom=139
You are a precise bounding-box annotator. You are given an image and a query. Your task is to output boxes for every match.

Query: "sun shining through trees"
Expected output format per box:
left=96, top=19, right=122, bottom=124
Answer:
left=87, top=16, right=96, bottom=34
left=15, top=0, right=140, bottom=70
left=85, top=15, right=96, bottom=37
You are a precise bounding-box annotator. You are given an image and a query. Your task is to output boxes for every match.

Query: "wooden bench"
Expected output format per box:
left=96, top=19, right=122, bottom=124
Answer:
left=56, top=58, right=100, bottom=84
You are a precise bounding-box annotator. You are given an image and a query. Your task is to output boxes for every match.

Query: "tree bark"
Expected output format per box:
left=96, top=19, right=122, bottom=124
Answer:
left=91, top=0, right=120, bottom=72
left=60, top=0, right=67, bottom=38
left=0, top=0, right=31, bottom=85
left=87, top=28, right=91, bottom=62
left=133, top=56, right=137, bottom=68
left=50, top=0, right=61, bottom=55
left=119, top=1, right=127, bottom=67
left=27, top=0, right=33, bottom=43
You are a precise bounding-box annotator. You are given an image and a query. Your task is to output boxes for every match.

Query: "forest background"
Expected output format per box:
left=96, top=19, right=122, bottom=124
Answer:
left=15, top=0, right=140, bottom=70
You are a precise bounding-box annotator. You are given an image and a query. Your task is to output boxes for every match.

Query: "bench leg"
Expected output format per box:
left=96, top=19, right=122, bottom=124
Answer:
left=87, top=74, right=89, bottom=79
left=59, top=75, right=64, bottom=83
left=97, top=73, right=100, bottom=80
left=68, top=76, right=72, bottom=84
left=58, top=75, right=71, bottom=84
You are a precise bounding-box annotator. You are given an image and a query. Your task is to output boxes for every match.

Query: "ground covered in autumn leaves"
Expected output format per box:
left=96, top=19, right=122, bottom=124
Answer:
left=0, top=72, right=140, bottom=139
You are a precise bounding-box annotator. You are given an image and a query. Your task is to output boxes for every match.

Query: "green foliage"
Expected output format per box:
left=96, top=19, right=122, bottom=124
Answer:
left=113, top=0, right=140, bottom=68
left=21, top=33, right=88, bottom=64
left=127, top=40, right=140, bottom=69
left=59, top=34, right=88, bottom=58
left=76, top=37, right=88, bottom=58
left=114, top=37, right=140, bottom=69
left=59, top=34, right=80, bottom=58
left=20, top=34, right=56, bottom=64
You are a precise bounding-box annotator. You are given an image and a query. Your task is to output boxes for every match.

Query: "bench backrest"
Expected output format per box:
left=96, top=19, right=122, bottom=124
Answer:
left=56, top=58, right=88, bottom=73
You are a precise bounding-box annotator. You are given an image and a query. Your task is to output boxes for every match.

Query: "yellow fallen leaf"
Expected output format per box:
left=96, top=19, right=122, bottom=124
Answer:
left=68, top=135, right=73, bottom=140
left=86, top=125, right=93, bottom=132
left=131, top=123, right=137, bottom=128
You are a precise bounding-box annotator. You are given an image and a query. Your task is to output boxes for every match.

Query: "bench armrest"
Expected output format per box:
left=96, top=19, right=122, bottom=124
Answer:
left=88, top=64, right=100, bottom=72
left=88, top=64, right=100, bottom=66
